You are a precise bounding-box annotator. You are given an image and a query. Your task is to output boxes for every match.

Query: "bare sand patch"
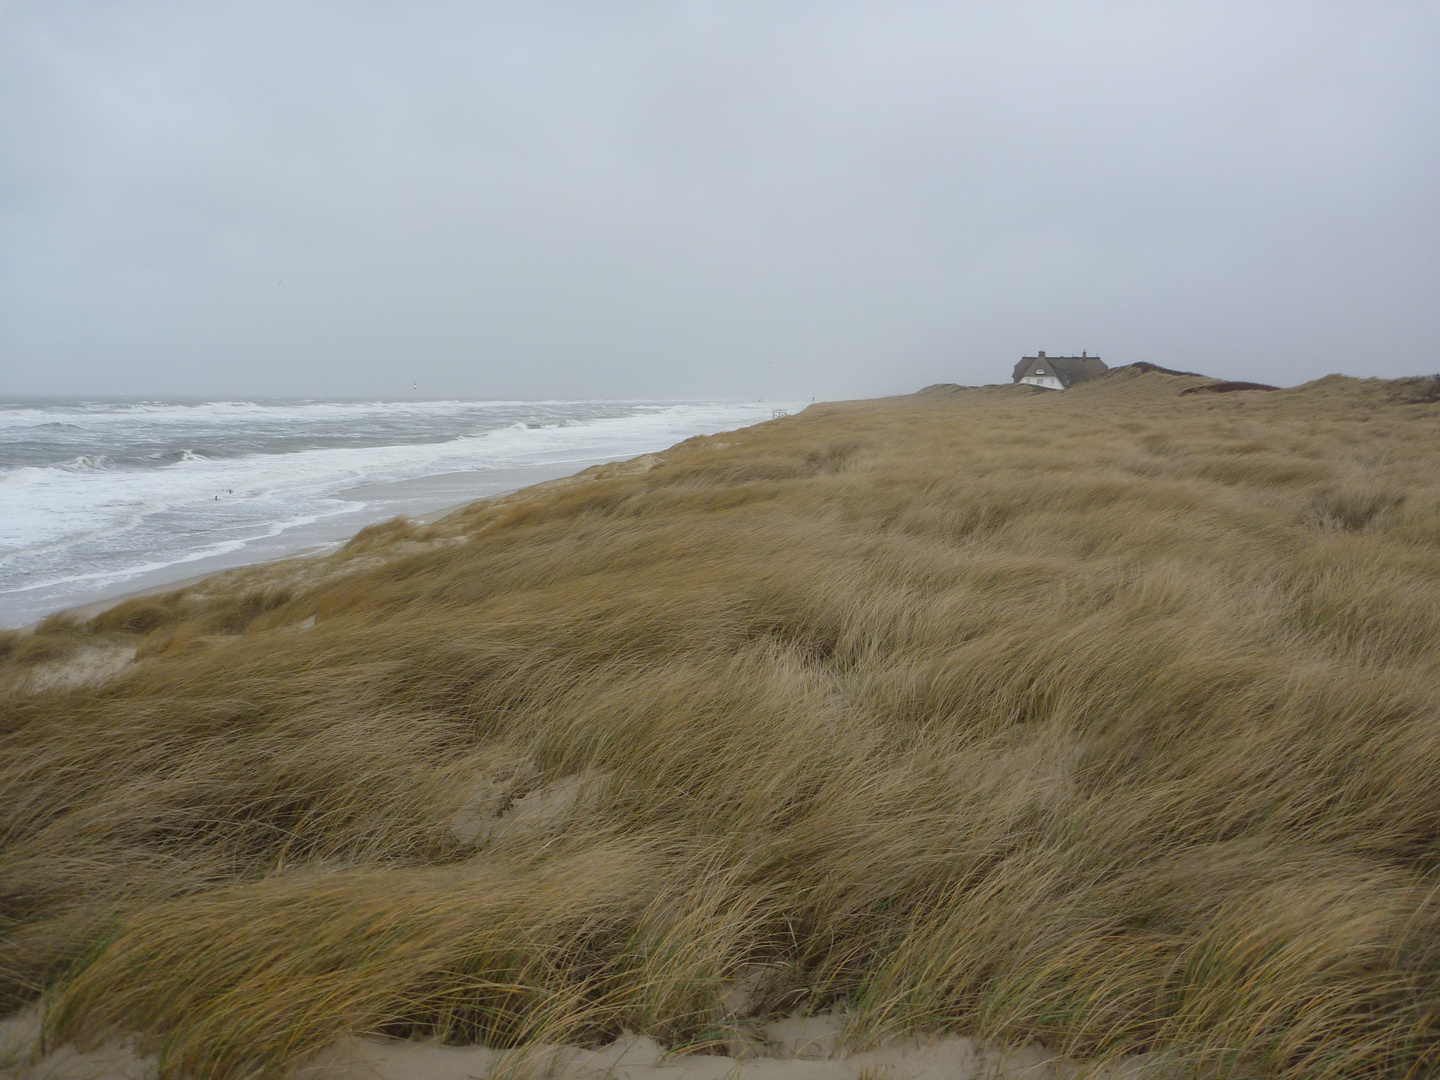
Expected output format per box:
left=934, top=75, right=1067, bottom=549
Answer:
left=3, top=1008, right=1178, bottom=1080
left=451, top=771, right=612, bottom=846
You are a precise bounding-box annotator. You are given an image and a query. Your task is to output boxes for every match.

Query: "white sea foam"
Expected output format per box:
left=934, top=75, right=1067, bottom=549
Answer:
left=0, top=398, right=804, bottom=626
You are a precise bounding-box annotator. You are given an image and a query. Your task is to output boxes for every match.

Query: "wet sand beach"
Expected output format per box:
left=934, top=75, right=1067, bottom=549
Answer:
left=5, top=459, right=612, bottom=630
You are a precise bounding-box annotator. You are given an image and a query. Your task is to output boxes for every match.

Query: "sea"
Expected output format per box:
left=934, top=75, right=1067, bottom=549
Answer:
left=0, top=398, right=802, bottom=628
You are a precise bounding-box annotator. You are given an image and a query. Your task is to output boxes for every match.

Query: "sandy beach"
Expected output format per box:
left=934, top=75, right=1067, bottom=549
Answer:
left=4, top=459, right=614, bottom=630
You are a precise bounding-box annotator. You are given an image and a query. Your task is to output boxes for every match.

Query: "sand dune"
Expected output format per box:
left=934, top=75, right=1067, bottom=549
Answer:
left=6, top=370, right=1440, bottom=1079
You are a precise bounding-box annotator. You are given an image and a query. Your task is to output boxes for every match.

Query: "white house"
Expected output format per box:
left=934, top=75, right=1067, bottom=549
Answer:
left=1012, top=351, right=1108, bottom=390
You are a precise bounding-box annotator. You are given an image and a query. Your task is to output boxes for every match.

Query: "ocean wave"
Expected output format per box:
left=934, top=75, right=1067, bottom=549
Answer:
left=60, top=454, right=115, bottom=471
left=0, top=399, right=807, bottom=626
left=150, top=448, right=218, bottom=463
left=2, top=397, right=529, bottom=427
left=0, top=466, right=48, bottom=488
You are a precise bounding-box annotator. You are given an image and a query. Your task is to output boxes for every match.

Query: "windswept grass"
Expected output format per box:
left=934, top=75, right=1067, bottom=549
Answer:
left=5, top=368, right=1440, bottom=1077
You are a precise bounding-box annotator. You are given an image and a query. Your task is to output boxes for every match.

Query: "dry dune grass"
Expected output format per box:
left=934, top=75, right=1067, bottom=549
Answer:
left=5, top=368, right=1440, bottom=1078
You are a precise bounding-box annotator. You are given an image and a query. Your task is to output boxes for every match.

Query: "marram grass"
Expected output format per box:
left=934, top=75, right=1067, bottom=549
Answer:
left=5, top=369, right=1440, bottom=1078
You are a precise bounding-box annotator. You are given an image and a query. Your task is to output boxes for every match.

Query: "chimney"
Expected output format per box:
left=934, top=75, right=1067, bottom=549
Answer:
left=1082, top=350, right=1087, bottom=357
left=1037, top=350, right=1046, bottom=358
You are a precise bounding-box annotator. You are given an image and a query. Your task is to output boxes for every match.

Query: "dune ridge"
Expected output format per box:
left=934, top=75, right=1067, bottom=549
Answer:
left=4, top=369, right=1440, bottom=1079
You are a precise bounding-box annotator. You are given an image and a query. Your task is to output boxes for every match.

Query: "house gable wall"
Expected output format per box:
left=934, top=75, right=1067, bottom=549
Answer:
left=1021, top=375, right=1064, bottom=390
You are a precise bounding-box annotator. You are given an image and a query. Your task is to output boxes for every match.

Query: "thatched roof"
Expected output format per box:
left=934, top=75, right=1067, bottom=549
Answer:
left=1011, top=353, right=1108, bottom=388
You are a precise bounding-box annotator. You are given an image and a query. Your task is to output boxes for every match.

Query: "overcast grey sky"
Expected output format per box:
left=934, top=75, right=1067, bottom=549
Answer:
left=1, top=1, right=1436, bottom=400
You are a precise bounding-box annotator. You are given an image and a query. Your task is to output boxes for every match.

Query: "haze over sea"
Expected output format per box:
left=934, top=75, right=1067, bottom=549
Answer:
left=0, top=397, right=800, bottom=628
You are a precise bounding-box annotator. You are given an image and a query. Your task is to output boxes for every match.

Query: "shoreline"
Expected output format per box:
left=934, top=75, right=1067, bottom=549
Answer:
left=7, top=458, right=613, bottom=631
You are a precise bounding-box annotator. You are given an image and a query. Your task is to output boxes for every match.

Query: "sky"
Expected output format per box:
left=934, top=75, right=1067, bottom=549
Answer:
left=1, top=1, right=1437, bottom=401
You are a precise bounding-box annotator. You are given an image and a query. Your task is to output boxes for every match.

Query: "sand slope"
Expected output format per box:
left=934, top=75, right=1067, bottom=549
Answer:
left=6, top=371, right=1440, bottom=1079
